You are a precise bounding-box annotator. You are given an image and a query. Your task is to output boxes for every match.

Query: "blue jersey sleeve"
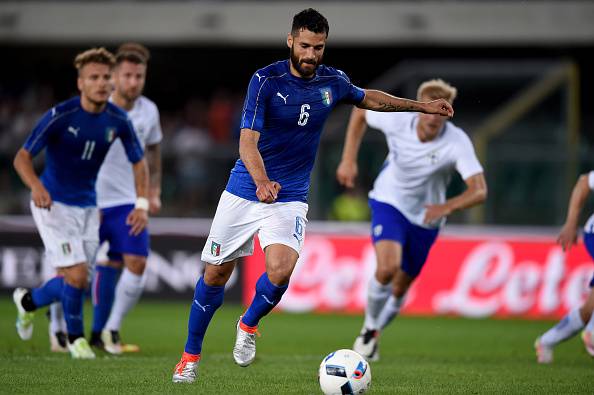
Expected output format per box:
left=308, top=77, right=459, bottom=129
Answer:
left=240, top=71, right=271, bottom=132
left=119, top=118, right=144, bottom=163
left=22, top=108, right=61, bottom=156
left=335, top=69, right=365, bottom=105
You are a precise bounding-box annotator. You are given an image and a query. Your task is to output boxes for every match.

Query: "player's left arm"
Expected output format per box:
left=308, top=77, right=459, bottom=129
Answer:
left=359, top=89, right=454, bottom=117
left=119, top=119, right=150, bottom=235
left=146, top=143, right=162, bottom=214
left=423, top=173, right=487, bottom=224
left=127, top=158, right=149, bottom=235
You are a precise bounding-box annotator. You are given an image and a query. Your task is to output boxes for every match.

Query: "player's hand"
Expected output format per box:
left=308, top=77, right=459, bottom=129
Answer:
left=31, top=183, right=52, bottom=209
left=424, top=99, right=454, bottom=117
left=255, top=180, right=281, bottom=204
left=126, top=208, right=148, bottom=236
left=336, top=160, right=358, bottom=188
left=149, top=196, right=161, bottom=214
left=423, top=203, right=451, bottom=225
left=557, top=223, right=578, bottom=251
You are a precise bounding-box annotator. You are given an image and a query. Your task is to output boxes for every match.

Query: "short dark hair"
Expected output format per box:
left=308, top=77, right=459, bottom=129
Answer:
left=116, top=42, right=150, bottom=65
left=291, top=8, right=329, bottom=37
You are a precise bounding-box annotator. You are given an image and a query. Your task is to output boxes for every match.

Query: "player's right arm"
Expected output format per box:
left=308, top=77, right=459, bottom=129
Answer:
left=14, top=108, right=59, bottom=209
left=558, top=173, right=592, bottom=251
left=13, top=148, right=52, bottom=209
left=336, top=107, right=367, bottom=188
left=239, top=128, right=281, bottom=203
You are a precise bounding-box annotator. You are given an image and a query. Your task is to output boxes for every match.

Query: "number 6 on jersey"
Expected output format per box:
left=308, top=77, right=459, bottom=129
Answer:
left=298, top=104, right=310, bottom=126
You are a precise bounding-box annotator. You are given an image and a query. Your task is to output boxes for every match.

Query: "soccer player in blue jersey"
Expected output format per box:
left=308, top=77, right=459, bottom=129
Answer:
left=12, top=47, right=149, bottom=359
left=172, top=8, right=454, bottom=382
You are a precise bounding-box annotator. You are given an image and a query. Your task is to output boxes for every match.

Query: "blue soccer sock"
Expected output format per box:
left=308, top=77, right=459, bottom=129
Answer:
left=241, top=273, right=288, bottom=327
left=91, top=265, right=120, bottom=333
left=184, top=277, right=225, bottom=355
left=31, top=276, right=64, bottom=308
left=62, top=283, right=85, bottom=340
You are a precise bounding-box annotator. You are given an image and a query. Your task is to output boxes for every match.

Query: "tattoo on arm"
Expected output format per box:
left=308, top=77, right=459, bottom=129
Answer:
left=373, top=101, right=415, bottom=112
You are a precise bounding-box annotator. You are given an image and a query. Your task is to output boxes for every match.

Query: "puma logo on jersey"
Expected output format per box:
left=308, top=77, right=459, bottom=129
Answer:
left=256, top=73, right=264, bottom=82
left=67, top=126, right=79, bottom=137
left=276, top=92, right=289, bottom=104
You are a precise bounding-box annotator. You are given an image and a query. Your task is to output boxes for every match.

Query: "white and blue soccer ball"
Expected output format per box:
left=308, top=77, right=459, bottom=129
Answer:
left=318, top=349, right=371, bottom=395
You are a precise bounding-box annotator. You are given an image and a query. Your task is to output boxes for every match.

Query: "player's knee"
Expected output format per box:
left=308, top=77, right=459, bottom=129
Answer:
left=124, top=255, right=146, bottom=275
left=64, top=273, right=88, bottom=289
left=375, top=264, right=397, bottom=284
left=579, top=306, right=593, bottom=323
left=203, top=264, right=234, bottom=287
left=267, top=268, right=292, bottom=286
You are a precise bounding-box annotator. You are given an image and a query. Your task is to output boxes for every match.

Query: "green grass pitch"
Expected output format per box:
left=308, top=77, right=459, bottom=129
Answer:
left=1, top=299, right=593, bottom=394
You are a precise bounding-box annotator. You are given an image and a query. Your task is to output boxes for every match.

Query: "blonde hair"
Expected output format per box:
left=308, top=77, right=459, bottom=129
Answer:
left=73, top=47, right=116, bottom=72
left=417, top=79, right=457, bottom=103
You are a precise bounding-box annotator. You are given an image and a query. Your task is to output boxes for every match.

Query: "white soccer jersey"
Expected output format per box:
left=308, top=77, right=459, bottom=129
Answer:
left=366, top=111, right=483, bottom=228
left=96, top=96, right=162, bottom=208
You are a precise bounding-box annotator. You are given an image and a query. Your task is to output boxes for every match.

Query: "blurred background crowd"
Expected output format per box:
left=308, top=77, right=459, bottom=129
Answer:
left=1, top=0, right=593, bottom=225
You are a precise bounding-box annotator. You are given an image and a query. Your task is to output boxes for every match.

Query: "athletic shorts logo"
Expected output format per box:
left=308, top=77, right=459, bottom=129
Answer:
left=320, top=87, right=333, bottom=106
left=373, top=224, right=383, bottom=237
left=62, top=242, right=72, bottom=255
left=105, top=127, right=116, bottom=143
left=211, top=241, right=221, bottom=257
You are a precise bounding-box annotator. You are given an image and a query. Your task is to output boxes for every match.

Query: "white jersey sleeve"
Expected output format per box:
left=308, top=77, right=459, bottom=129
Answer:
left=454, top=131, right=483, bottom=180
left=96, top=96, right=162, bottom=208
left=145, top=101, right=163, bottom=146
left=365, top=110, right=397, bottom=132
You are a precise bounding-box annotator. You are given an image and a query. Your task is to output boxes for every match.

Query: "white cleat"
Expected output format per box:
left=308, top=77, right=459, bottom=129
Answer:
left=172, top=353, right=200, bottom=383
left=534, top=337, right=553, bottom=364
left=581, top=330, right=594, bottom=357
left=49, top=325, right=69, bottom=353
left=353, top=328, right=380, bottom=362
left=233, top=317, right=258, bottom=367
left=13, top=288, right=34, bottom=340
left=68, top=338, right=96, bottom=359
left=101, top=330, right=123, bottom=355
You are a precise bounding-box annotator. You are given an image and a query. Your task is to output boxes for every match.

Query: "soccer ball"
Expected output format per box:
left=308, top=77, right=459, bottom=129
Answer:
left=318, top=349, right=371, bottom=395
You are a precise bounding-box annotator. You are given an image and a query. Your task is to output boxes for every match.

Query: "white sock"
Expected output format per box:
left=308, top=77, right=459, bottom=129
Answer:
left=363, top=277, right=392, bottom=331
left=540, top=308, right=584, bottom=347
left=105, top=269, right=144, bottom=332
left=49, top=302, right=67, bottom=333
left=377, top=294, right=406, bottom=330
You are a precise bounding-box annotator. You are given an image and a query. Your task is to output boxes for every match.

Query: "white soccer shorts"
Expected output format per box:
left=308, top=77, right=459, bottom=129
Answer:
left=201, top=190, right=308, bottom=265
left=30, top=201, right=99, bottom=268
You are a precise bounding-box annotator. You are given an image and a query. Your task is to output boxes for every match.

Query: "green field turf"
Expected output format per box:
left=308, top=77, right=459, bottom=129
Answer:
left=1, top=298, right=593, bottom=394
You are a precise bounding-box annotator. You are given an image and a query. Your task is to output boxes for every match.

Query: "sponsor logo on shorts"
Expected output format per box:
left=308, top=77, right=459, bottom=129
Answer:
left=62, top=242, right=72, bottom=255
left=211, top=241, right=221, bottom=257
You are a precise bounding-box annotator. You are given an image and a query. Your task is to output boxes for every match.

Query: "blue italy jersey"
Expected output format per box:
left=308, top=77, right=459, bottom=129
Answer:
left=226, top=60, right=365, bottom=202
left=23, top=97, right=144, bottom=207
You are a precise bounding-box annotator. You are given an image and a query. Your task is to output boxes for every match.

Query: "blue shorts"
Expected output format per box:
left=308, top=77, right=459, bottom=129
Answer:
left=584, top=232, right=594, bottom=287
left=99, top=204, right=149, bottom=262
left=369, top=199, right=439, bottom=278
